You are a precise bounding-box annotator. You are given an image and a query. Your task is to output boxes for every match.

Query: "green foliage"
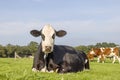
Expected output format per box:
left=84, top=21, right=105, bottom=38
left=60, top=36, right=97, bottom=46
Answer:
left=0, top=41, right=38, bottom=58
left=0, top=58, right=120, bottom=80
left=75, top=45, right=89, bottom=53
left=5, top=44, right=17, bottom=57
left=27, top=41, right=39, bottom=55
left=0, top=45, right=6, bottom=57
left=95, top=42, right=117, bottom=48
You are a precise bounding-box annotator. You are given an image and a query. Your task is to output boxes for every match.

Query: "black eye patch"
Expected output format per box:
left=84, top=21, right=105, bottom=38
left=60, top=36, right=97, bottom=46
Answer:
left=52, top=34, right=55, bottom=39
left=41, top=34, right=45, bottom=41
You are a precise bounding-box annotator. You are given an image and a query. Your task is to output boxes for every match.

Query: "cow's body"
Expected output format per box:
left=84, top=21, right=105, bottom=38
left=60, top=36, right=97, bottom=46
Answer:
left=87, top=47, right=120, bottom=63
left=103, top=47, right=120, bottom=63
left=42, top=45, right=89, bottom=73
left=87, top=48, right=104, bottom=62
left=30, top=24, right=90, bottom=73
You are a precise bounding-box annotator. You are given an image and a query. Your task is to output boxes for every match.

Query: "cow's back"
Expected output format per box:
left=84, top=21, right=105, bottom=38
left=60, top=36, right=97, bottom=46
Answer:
left=50, top=45, right=89, bottom=73
left=52, top=45, right=78, bottom=64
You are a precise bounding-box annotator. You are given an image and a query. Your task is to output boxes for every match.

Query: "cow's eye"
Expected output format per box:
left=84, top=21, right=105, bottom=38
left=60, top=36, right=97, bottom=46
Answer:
left=41, top=34, right=45, bottom=40
left=52, top=34, right=55, bottom=39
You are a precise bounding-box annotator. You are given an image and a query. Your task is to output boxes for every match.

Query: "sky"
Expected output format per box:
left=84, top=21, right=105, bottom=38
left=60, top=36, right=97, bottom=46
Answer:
left=0, top=0, right=120, bottom=46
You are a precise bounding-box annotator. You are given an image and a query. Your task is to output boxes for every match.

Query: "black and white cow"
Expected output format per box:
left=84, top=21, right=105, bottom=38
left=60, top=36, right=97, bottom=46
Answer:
left=30, top=24, right=90, bottom=73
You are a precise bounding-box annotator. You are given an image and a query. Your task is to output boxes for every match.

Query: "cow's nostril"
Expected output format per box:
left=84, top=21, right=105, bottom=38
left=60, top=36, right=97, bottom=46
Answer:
left=45, top=46, right=51, bottom=49
left=45, top=46, right=52, bottom=52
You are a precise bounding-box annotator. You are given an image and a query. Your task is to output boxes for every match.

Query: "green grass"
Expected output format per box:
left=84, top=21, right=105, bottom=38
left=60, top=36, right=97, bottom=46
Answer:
left=0, top=58, right=120, bottom=80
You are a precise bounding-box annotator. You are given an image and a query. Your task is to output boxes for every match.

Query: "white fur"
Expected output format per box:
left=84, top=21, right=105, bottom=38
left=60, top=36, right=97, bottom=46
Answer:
left=32, top=54, right=49, bottom=72
left=100, top=48, right=105, bottom=52
left=32, top=24, right=60, bottom=72
left=109, top=48, right=120, bottom=63
left=85, top=59, right=88, bottom=64
left=97, top=55, right=101, bottom=63
left=112, top=56, right=116, bottom=63
left=40, top=66, right=48, bottom=72
left=41, top=54, right=48, bottom=72
left=90, top=51, right=95, bottom=55
left=111, top=48, right=114, bottom=52
left=32, top=68, right=39, bottom=72
left=41, top=24, right=55, bottom=53
left=116, top=57, right=120, bottom=64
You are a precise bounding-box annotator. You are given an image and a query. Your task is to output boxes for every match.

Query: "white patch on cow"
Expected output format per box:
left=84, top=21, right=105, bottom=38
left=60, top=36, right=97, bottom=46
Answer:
left=97, top=55, right=101, bottom=63
left=85, top=59, right=88, bottom=64
left=110, top=48, right=114, bottom=54
left=40, top=66, right=48, bottom=72
left=41, top=24, right=55, bottom=53
left=117, top=57, right=120, bottom=64
left=48, top=70, right=54, bottom=73
left=40, top=54, right=48, bottom=72
left=90, top=51, right=95, bottom=55
left=109, top=48, right=115, bottom=57
left=111, top=48, right=114, bottom=52
left=112, top=55, right=120, bottom=64
left=55, top=68, right=59, bottom=72
left=112, top=56, right=116, bottom=63
left=109, top=52, right=115, bottom=57
left=62, top=69, right=65, bottom=71
left=32, top=68, right=39, bottom=72
left=44, top=54, right=47, bottom=59
left=100, top=48, right=104, bottom=52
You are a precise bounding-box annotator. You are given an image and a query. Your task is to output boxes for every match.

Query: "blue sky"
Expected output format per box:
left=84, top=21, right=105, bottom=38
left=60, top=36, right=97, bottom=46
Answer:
left=0, top=0, right=120, bottom=46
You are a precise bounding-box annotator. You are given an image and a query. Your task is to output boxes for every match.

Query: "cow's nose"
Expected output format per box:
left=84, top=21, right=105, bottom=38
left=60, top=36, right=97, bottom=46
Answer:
left=45, top=46, right=52, bottom=52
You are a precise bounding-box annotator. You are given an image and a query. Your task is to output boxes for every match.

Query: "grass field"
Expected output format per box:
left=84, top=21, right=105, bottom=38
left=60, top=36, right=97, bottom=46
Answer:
left=0, top=58, right=120, bottom=80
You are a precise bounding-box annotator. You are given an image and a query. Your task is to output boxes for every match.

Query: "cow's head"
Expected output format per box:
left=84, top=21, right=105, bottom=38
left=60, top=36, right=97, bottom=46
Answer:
left=30, top=24, right=67, bottom=54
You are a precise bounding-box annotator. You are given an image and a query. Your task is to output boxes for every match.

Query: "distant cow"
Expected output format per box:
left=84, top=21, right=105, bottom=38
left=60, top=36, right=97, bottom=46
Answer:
left=87, top=47, right=120, bottom=63
left=87, top=48, right=104, bottom=63
left=30, top=24, right=90, bottom=73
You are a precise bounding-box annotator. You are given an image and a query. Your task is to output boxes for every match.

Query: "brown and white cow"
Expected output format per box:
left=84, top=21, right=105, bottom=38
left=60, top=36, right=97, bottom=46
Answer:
left=87, top=47, right=120, bottom=63
left=103, top=47, right=120, bottom=63
left=87, top=48, right=104, bottom=63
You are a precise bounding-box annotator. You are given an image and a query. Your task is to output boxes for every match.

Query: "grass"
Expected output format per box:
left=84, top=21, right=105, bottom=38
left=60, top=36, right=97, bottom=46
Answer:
left=0, top=58, right=120, bottom=80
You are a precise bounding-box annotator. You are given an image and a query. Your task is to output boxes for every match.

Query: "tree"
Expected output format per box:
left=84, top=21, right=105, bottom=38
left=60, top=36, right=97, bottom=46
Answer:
left=0, top=45, right=6, bottom=57
left=5, top=44, right=17, bottom=57
left=75, top=45, right=89, bottom=53
left=27, top=41, right=39, bottom=55
left=95, top=42, right=118, bottom=48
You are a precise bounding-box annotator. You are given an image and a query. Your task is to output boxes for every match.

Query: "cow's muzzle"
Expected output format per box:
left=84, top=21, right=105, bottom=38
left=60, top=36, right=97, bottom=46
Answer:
left=45, top=46, right=52, bottom=53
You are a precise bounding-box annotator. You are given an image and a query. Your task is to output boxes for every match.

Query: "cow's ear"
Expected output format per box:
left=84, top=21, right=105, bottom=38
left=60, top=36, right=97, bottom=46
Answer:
left=56, top=30, right=67, bottom=37
left=30, top=30, right=41, bottom=37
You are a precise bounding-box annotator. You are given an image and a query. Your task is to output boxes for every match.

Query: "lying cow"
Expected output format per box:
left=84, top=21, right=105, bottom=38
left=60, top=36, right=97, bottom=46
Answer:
left=30, top=24, right=90, bottom=73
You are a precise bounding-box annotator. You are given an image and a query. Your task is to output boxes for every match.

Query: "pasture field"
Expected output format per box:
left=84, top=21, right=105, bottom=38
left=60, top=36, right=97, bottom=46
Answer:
left=0, top=58, right=120, bottom=80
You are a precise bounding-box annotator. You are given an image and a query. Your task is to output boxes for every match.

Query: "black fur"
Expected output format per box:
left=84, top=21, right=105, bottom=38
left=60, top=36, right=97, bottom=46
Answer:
left=32, top=44, right=90, bottom=73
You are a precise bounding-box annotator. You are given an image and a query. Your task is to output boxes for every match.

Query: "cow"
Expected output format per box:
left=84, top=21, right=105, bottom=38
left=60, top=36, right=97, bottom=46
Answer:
left=87, top=47, right=120, bottom=63
left=103, top=47, right=120, bottom=63
left=87, top=48, right=104, bottom=63
left=30, top=24, right=90, bottom=73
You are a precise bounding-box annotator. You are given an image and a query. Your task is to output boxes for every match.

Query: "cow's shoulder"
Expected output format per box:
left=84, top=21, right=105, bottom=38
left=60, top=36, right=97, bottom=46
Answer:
left=54, top=45, right=76, bottom=53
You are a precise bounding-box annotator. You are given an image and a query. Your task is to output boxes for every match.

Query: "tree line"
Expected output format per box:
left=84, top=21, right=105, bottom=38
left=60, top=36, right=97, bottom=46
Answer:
left=0, top=42, right=119, bottom=58
left=0, top=41, right=38, bottom=58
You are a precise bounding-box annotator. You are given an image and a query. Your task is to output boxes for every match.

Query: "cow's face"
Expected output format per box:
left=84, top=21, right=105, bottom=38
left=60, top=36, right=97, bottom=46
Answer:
left=30, top=24, right=67, bottom=54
